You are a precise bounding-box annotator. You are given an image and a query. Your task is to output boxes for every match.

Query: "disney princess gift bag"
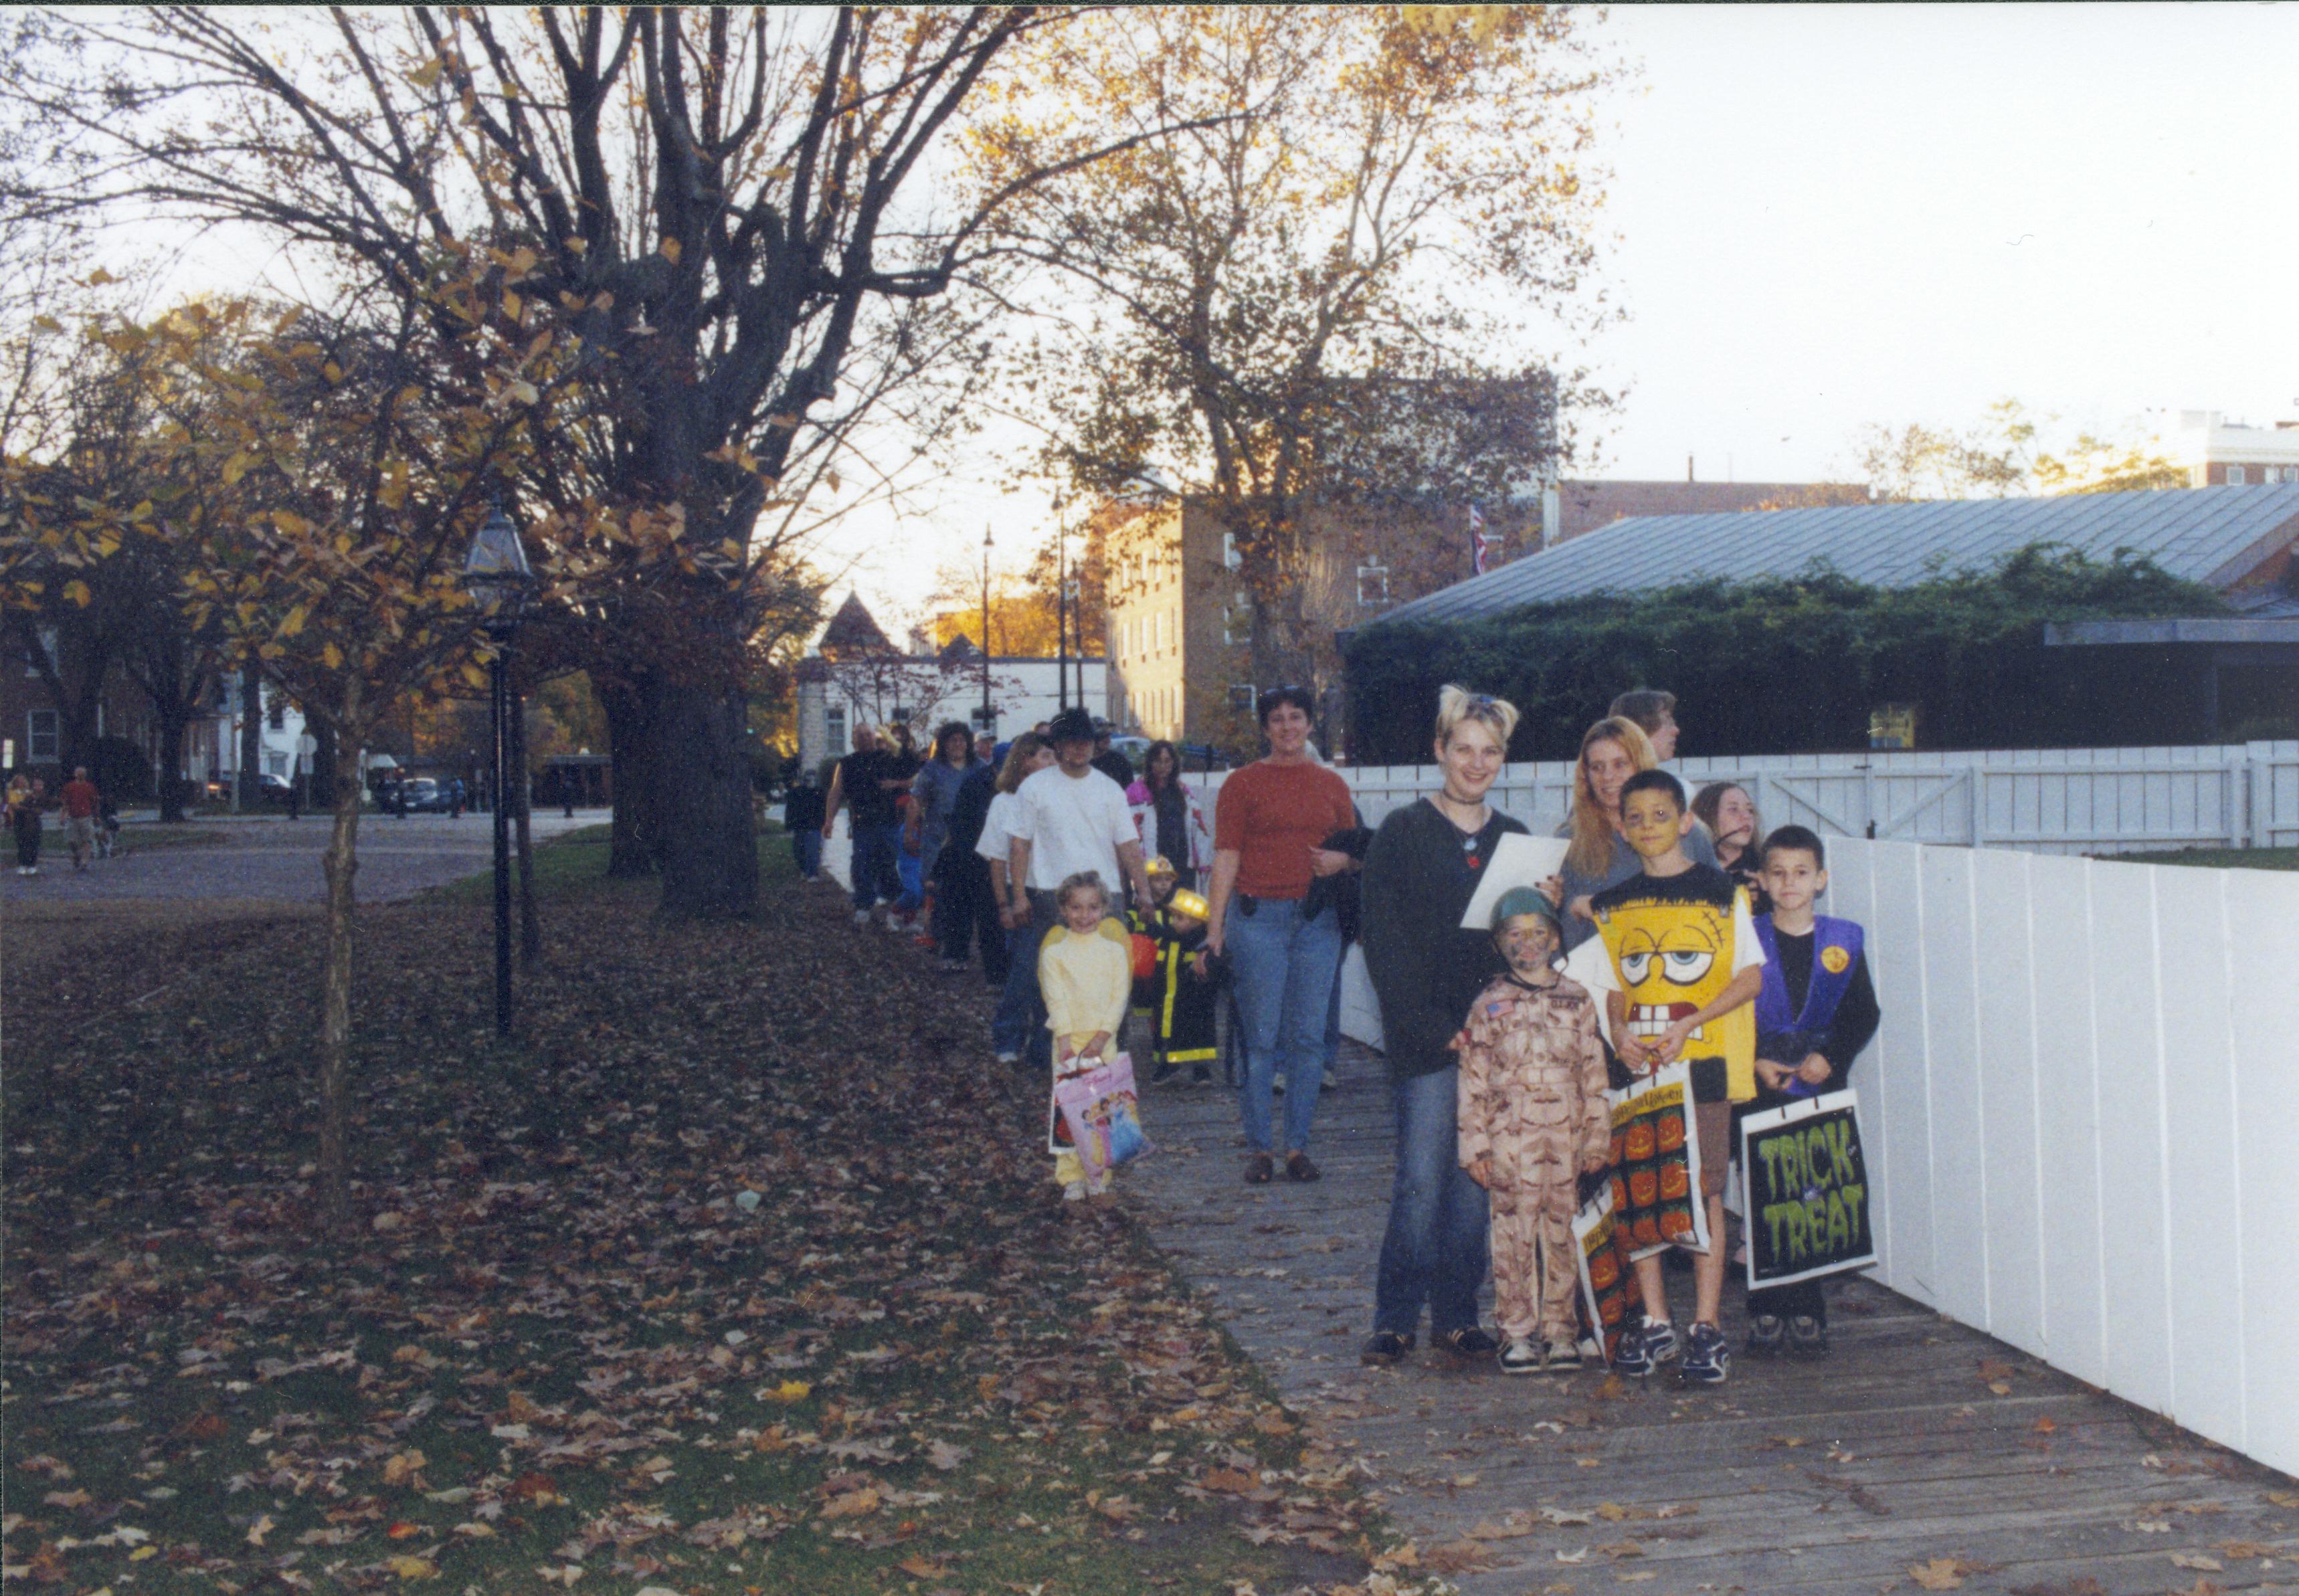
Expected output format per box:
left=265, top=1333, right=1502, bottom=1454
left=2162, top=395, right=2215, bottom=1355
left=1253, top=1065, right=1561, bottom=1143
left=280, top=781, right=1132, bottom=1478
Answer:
left=1053, top=1052, right=1154, bottom=1178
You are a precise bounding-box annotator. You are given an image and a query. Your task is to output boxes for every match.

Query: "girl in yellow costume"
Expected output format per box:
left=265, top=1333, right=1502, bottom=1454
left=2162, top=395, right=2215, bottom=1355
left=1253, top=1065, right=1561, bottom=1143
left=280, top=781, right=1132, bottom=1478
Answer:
left=1040, top=871, right=1135, bottom=1199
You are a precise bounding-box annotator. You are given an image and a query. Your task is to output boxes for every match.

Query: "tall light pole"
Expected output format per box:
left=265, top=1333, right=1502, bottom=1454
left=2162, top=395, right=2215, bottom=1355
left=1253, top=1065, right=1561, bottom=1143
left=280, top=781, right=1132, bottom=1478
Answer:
left=461, top=501, right=534, bottom=1038
left=1054, top=510, right=1069, bottom=710
left=979, top=524, right=994, bottom=736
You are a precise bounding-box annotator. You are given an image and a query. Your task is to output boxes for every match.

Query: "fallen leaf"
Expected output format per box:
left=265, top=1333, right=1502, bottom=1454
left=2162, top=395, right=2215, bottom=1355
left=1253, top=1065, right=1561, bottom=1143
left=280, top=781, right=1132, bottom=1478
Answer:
left=897, top=1557, right=949, bottom=1579
left=42, top=1490, right=91, bottom=1509
left=2169, top=1554, right=2223, bottom=1572
left=246, top=1514, right=275, bottom=1547
left=386, top=1555, right=438, bottom=1580
left=381, top=1450, right=427, bottom=1486
left=926, top=1440, right=970, bottom=1472
left=2033, top=1416, right=2058, bottom=1434
left=1201, top=1468, right=1259, bottom=1494
left=764, top=1380, right=812, bottom=1403
left=1909, top=1557, right=1966, bottom=1590
left=819, top=1486, right=880, bottom=1520
left=2217, top=1541, right=2273, bottom=1559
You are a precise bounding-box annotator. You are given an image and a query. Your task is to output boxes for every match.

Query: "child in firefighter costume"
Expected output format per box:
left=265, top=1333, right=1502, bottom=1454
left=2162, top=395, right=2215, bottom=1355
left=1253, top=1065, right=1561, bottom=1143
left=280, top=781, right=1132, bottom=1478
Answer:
left=1455, top=888, right=1611, bottom=1374
left=1147, top=886, right=1220, bottom=1084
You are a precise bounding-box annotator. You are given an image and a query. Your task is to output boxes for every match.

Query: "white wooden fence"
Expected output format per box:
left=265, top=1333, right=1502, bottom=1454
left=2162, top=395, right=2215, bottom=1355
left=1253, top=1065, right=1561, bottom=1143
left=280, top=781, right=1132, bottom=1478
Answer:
left=1336, top=839, right=2299, bottom=1477
left=1307, top=740, right=2299, bottom=856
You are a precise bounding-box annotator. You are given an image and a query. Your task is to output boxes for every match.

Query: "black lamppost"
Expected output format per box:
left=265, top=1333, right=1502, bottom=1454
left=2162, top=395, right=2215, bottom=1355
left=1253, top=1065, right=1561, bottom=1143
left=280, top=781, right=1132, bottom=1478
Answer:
left=1055, top=510, right=1070, bottom=710
left=462, top=501, right=534, bottom=1037
left=979, top=524, right=994, bottom=736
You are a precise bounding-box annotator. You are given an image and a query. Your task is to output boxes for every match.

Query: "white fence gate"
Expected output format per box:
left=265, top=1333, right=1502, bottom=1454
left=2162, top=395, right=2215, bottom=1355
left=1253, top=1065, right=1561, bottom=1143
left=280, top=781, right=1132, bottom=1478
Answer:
left=1315, top=740, right=2299, bottom=856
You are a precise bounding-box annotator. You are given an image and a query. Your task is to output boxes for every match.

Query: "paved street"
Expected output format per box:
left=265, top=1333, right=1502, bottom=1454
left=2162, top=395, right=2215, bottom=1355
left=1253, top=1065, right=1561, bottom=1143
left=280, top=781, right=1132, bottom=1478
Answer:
left=0, top=810, right=604, bottom=907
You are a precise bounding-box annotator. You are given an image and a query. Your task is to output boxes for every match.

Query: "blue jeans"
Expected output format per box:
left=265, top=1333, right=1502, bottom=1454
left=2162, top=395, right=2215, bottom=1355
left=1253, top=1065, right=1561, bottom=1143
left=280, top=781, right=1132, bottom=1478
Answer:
left=1372, top=1064, right=1491, bottom=1338
left=850, top=822, right=902, bottom=912
left=1224, top=896, right=1341, bottom=1155
left=895, top=847, right=925, bottom=914
left=992, top=918, right=1045, bottom=1059
left=792, top=829, right=822, bottom=879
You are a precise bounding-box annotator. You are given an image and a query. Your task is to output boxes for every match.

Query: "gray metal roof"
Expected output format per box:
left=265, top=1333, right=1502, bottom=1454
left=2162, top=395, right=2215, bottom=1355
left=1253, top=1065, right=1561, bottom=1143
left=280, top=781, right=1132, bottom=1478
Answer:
left=1369, top=482, right=2299, bottom=628
left=2043, top=617, right=2299, bottom=647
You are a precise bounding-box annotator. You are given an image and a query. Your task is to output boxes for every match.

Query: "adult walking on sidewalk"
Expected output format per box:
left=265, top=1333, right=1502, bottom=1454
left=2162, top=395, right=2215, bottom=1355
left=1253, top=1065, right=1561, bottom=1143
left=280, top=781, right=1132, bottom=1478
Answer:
left=1203, top=687, right=1357, bottom=1187
left=822, top=723, right=903, bottom=927
left=59, top=766, right=101, bottom=873
left=1007, top=708, right=1154, bottom=1074
left=1358, top=686, right=1528, bottom=1365
left=910, top=722, right=980, bottom=969
left=7, top=771, right=45, bottom=875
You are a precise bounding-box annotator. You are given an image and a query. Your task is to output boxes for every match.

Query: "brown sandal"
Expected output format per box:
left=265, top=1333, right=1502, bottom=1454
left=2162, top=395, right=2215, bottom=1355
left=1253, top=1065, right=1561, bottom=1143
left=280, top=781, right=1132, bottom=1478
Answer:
left=1285, top=1151, right=1321, bottom=1183
left=1243, top=1152, right=1275, bottom=1185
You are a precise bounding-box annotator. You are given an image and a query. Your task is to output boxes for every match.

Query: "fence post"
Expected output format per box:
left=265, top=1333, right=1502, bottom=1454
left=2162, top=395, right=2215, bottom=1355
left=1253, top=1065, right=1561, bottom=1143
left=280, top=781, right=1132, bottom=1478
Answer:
left=1861, top=767, right=1877, bottom=839
left=2247, top=743, right=2272, bottom=851
left=1968, top=769, right=1985, bottom=850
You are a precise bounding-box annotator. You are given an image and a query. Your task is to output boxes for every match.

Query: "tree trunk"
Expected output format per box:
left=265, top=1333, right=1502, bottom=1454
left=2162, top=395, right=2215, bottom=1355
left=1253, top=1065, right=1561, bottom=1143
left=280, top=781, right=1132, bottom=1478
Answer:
left=237, top=661, right=264, bottom=812
left=155, top=708, right=189, bottom=824
left=312, top=722, right=339, bottom=810
left=649, top=668, right=759, bottom=920
left=511, top=690, right=539, bottom=966
left=600, top=676, right=662, bottom=879
left=316, top=718, right=363, bottom=1231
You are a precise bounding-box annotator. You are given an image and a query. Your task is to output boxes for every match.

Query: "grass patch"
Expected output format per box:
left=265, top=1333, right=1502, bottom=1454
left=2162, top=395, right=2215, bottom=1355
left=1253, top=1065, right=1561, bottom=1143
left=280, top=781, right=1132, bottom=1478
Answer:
left=2, top=821, right=1399, bottom=1595
left=2098, top=845, right=2299, bottom=871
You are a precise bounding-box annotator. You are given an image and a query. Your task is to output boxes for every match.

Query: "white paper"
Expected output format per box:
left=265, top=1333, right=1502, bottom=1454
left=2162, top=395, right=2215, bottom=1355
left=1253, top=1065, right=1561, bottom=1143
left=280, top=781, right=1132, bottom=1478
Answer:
left=1458, top=832, right=1571, bottom=930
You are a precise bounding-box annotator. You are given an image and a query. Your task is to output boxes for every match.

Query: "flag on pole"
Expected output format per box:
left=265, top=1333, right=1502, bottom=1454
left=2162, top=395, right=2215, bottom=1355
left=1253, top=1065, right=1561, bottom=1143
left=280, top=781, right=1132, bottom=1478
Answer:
left=1469, top=502, right=1491, bottom=575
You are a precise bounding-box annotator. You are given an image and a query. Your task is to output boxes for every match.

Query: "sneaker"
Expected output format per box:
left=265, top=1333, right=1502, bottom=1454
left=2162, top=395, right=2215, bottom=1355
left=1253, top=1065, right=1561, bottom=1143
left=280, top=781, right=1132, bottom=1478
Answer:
left=1681, top=1320, right=1731, bottom=1384
left=994, top=1050, right=1020, bottom=1065
left=1638, top=1316, right=1681, bottom=1365
left=1271, top=1072, right=1286, bottom=1095
left=1243, top=1152, right=1274, bottom=1185
left=1190, top=1066, right=1214, bottom=1087
left=939, top=957, right=968, bottom=973
left=1438, top=1326, right=1499, bottom=1357
left=853, top=908, right=872, bottom=927
left=1360, top=1330, right=1414, bottom=1366
left=1544, top=1338, right=1583, bottom=1370
left=1283, top=1151, right=1321, bottom=1183
left=1061, top=1181, right=1088, bottom=1202
left=1611, top=1320, right=1654, bottom=1377
left=1149, top=1059, right=1181, bottom=1085
left=1499, top=1337, right=1544, bottom=1376
left=1787, top=1315, right=1831, bottom=1359
left=1746, top=1313, right=1786, bottom=1358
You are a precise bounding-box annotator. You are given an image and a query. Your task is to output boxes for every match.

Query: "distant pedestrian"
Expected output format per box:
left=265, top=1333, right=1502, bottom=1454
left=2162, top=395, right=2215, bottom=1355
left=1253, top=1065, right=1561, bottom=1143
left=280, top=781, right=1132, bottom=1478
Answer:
left=911, top=722, right=982, bottom=969
left=7, top=771, right=44, bottom=875
left=450, top=777, right=466, bottom=819
left=982, top=733, right=1054, bottom=1062
left=783, top=768, right=826, bottom=880
left=97, top=793, right=121, bottom=858
left=1091, top=723, right=1135, bottom=789
left=822, top=724, right=903, bottom=927
left=59, top=766, right=100, bottom=872
left=1608, top=688, right=1680, bottom=763
left=1125, top=740, right=1212, bottom=893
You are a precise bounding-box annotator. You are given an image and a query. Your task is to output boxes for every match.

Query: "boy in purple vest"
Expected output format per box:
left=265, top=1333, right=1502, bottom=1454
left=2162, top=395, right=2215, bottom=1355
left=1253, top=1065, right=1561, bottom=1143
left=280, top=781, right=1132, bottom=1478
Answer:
left=1745, top=825, right=1879, bottom=1359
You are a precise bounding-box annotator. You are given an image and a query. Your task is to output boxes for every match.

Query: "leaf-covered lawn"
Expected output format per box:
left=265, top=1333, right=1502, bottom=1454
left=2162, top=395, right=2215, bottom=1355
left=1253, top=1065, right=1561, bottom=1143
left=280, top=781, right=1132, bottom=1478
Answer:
left=2, top=833, right=1402, bottom=1595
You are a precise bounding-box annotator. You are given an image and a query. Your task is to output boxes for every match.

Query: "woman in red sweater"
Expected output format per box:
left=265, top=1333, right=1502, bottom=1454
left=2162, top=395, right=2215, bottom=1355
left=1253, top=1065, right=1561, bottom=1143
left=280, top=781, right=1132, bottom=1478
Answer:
left=1204, top=687, right=1358, bottom=1185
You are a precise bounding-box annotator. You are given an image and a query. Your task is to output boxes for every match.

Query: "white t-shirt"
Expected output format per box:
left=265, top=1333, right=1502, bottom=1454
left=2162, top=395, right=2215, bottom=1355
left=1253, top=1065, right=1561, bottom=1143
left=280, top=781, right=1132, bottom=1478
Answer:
left=976, top=791, right=1023, bottom=866
left=1012, top=765, right=1137, bottom=893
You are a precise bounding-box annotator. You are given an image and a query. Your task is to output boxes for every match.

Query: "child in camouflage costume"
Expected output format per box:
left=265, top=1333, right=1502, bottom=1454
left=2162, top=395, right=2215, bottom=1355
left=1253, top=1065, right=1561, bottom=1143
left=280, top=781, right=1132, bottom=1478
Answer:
left=1456, top=888, right=1611, bottom=1374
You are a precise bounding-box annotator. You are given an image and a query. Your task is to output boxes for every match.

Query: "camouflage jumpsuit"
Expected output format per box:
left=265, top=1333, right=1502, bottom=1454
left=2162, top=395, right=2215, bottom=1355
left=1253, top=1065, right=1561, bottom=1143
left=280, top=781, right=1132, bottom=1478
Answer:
left=1456, top=975, right=1611, bottom=1342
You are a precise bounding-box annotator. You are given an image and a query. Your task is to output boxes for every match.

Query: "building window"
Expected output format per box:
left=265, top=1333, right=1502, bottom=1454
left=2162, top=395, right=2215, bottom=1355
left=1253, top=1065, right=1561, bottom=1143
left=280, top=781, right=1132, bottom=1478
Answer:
left=1357, top=564, right=1390, bottom=607
left=266, top=751, right=288, bottom=777
left=1224, top=601, right=1252, bottom=647
left=825, top=706, right=846, bottom=749
left=1228, top=684, right=1255, bottom=712
left=1222, top=531, right=1242, bottom=571
left=25, top=626, right=56, bottom=680
left=2226, top=465, right=2246, bottom=486
left=27, top=709, right=58, bottom=761
left=268, top=696, right=286, bottom=730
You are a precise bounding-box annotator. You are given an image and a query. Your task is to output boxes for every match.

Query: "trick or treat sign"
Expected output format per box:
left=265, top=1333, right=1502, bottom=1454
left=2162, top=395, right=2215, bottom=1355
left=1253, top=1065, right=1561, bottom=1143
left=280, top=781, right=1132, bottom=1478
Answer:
left=1604, top=1062, right=1707, bottom=1260
left=1738, top=1089, right=1876, bottom=1289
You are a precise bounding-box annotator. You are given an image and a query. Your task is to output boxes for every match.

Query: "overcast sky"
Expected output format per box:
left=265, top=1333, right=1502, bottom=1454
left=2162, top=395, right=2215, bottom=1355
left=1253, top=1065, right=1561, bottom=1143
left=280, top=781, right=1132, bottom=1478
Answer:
left=820, top=2, right=2299, bottom=630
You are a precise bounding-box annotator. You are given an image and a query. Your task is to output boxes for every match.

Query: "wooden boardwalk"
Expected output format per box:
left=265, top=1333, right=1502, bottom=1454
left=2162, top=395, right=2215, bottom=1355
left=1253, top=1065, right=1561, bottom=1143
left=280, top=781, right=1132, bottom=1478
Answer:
left=1125, top=1035, right=2299, bottom=1595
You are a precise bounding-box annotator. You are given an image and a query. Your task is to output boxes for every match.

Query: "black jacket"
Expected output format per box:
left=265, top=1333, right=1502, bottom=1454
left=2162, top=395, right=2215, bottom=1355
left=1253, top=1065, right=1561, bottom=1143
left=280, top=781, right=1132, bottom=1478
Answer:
left=1359, top=798, right=1528, bottom=1082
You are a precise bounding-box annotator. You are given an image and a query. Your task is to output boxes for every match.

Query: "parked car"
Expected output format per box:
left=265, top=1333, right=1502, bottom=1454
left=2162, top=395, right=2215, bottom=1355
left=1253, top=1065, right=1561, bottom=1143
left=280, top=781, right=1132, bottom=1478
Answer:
left=401, top=777, right=458, bottom=813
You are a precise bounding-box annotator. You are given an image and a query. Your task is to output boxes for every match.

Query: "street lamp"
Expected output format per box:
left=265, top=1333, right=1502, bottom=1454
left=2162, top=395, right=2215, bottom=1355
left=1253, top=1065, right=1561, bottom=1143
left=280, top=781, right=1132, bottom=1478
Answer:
left=461, top=500, right=534, bottom=1038
left=979, top=524, right=994, bottom=736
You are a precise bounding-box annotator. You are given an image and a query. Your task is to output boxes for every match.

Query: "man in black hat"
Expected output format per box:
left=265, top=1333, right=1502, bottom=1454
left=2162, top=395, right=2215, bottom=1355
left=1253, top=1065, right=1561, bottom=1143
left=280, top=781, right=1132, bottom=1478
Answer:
left=1004, top=706, right=1155, bottom=1070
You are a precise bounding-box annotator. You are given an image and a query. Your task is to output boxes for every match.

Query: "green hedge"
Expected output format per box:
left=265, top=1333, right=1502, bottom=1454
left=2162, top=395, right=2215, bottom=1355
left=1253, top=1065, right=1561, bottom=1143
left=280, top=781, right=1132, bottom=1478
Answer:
left=1343, top=544, right=2233, bottom=761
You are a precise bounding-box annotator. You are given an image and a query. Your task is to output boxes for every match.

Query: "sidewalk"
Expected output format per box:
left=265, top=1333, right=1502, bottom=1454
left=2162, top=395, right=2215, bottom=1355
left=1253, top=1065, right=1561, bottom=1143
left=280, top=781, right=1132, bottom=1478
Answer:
left=1125, top=1038, right=2297, bottom=1593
